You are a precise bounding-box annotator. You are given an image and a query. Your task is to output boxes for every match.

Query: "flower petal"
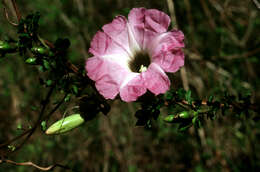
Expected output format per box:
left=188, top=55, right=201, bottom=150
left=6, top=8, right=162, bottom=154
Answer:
left=148, top=29, right=184, bottom=73
left=153, top=50, right=185, bottom=73
left=85, top=57, right=104, bottom=81
left=85, top=57, right=130, bottom=99
left=102, top=16, right=140, bottom=56
left=149, top=29, right=185, bottom=56
left=89, top=31, right=131, bottom=70
left=128, top=8, right=146, bottom=49
left=142, top=63, right=170, bottom=95
left=120, top=74, right=147, bottom=102
left=144, top=9, right=171, bottom=34
left=128, top=8, right=171, bottom=50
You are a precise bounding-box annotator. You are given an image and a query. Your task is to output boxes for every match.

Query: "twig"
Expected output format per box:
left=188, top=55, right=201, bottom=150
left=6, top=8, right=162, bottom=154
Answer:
left=3, top=8, right=18, bottom=26
left=44, top=93, right=68, bottom=122
left=241, top=11, right=257, bottom=45
left=166, top=0, right=177, bottom=28
left=0, top=86, right=56, bottom=156
left=12, top=86, right=55, bottom=154
left=199, top=0, right=216, bottom=30
left=166, top=0, right=190, bottom=90
left=225, top=47, right=260, bottom=60
left=11, top=0, right=21, bottom=22
left=252, top=0, right=260, bottom=9
left=0, top=128, right=33, bottom=148
left=0, top=159, right=72, bottom=171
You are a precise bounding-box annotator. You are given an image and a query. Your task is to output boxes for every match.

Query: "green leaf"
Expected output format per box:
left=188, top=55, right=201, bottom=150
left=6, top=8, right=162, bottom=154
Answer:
left=163, top=115, right=175, bottom=123
left=185, top=90, right=192, bottom=105
left=64, top=94, right=71, bottom=102
left=45, top=114, right=85, bottom=135
left=46, top=80, right=52, bottom=86
left=41, top=121, right=47, bottom=131
left=179, top=111, right=190, bottom=119
left=72, top=85, right=78, bottom=94
left=43, top=60, right=50, bottom=69
left=31, top=47, right=47, bottom=55
left=178, top=122, right=192, bottom=132
left=25, top=57, right=37, bottom=64
left=8, top=145, right=16, bottom=151
left=208, top=95, right=214, bottom=103
left=17, top=123, right=22, bottom=130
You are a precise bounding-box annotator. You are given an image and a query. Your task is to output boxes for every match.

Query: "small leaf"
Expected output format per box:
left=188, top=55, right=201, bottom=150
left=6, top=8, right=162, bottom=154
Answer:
left=17, top=123, right=22, bottom=130
left=8, top=145, right=16, bottom=151
left=64, top=94, right=71, bottom=102
left=179, top=111, right=190, bottom=119
left=43, top=59, right=50, bottom=69
left=45, top=114, right=85, bottom=135
left=25, top=57, right=37, bottom=64
left=185, top=90, right=192, bottom=105
left=46, top=80, right=52, bottom=86
left=208, top=95, right=213, bottom=102
left=31, top=47, right=47, bottom=55
left=72, top=85, right=78, bottom=95
left=41, top=121, right=47, bottom=131
left=178, top=122, right=192, bottom=132
left=164, top=115, right=175, bottom=123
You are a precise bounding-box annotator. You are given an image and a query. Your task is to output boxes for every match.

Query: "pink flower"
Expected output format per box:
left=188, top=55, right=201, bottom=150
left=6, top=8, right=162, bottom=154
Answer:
left=85, top=8, right=185, bottom=102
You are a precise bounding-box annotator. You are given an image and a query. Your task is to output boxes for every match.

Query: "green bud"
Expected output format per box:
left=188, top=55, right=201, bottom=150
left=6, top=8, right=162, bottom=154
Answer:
left=31, top=47, right=47, bottom=55
left=46, top=80, right=52, bottom=86
left=25, top=57, right=37, bottom=64
left=163, top=115, right=175, bottom=123
left=192, top=116, right=198, bottom=125
left=43, top=60, right=50, bottom=69
left=179, top=111, right=190, bottom=119
left=41, top=121, right=47, bottom=131
left=0, top=41, right=17, bottom=52
left=45, top=114, right=85, bottom=135
left=0, top=41, right=10, bottom=50
left=8, top=145, right=16, bottom=151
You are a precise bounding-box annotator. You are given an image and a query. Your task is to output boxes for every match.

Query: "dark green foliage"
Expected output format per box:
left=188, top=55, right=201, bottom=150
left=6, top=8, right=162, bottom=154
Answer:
left=0, top=0, right=259, bottom=171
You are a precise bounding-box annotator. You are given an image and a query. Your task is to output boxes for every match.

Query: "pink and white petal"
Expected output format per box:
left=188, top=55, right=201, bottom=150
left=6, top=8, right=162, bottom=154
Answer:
left=153, top=50, right=185, bottom=73
left=102, top=16, right=139, bottom=56
left=86, top=57, right=131, bottom=99
left=89, top=31, right=129, bottom=58
left=144, top=9, right=171, bottom=33
left=128, top=8, right=146, bottom=48
left=120, top=74, right=147, bottom=102
left=95, top=75, right=119, bottom=99
left=143, top=9, right=171, bottom=49
left=142, top=63, right=170, bottom=95
left=85, top=57, right=105, bottom=81
left=170, top=29, right=185, bottom=45
left=128, top=8, right=171, bottom=50
left=148, top=29, right=185, bottom=56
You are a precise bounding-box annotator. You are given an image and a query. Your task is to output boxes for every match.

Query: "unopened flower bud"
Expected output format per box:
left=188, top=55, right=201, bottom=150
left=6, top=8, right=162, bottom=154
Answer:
left=163, top=115, right=175, bottom=123
left=179, top=111, right=190, bottom=119
left=0, top=41, right=17, bottom=53
left=25, top=57, right=37, bottom=64
left=31, top=47, right=48, bottom=55
left=45, top=114, right=85, bottom=135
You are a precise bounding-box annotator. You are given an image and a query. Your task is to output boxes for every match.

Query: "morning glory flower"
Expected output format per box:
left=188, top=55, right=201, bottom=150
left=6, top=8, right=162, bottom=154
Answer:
left=85, top=8, right=185, bottom=102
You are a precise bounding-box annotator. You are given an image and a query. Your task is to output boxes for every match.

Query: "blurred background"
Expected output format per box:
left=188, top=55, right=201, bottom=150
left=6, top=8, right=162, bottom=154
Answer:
left=0, top=0, right=259, bottom=171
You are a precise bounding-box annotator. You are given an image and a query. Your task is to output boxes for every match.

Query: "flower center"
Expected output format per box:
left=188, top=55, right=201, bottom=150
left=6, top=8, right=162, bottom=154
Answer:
left=128, top=51, right=151, bottom=73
